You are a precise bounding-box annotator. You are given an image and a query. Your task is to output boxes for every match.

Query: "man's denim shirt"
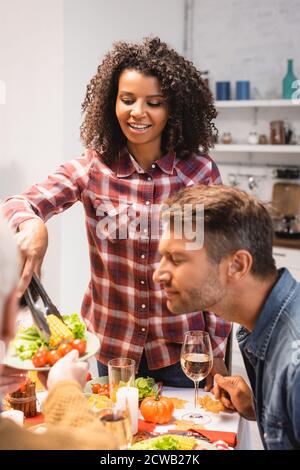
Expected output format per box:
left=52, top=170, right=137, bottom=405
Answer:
left=237, top=268, right=300, bottom=449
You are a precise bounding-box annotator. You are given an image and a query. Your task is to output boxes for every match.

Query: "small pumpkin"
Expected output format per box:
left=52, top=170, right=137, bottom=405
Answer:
left=140, top=394, right=174, bottom=424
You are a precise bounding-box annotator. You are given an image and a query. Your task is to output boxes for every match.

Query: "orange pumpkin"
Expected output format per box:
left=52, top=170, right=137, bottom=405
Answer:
left=140, top=395, right=174, bottom=424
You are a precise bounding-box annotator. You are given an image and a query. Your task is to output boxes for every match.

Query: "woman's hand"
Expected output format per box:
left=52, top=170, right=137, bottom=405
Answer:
left=15, top=219, right=48, bottom=296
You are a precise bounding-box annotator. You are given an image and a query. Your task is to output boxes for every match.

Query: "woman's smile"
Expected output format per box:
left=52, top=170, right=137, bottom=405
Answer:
left=115, top=69, right=168, bottom=166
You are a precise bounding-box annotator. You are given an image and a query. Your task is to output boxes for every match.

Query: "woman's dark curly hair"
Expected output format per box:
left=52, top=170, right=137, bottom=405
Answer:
left=81, top=37, right=217, bottom=164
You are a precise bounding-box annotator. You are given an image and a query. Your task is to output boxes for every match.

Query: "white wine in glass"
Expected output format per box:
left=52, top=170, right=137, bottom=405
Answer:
left=180, top=331, right=213, bottom=424
left=99, top=408, right=132, bottom=449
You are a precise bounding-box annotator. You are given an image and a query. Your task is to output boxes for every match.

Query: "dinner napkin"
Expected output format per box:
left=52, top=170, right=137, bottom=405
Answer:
left=137, top=419, right=156, bottom=433
left=24, top=412, right=44, bottom=427
left=187, top=428, right=237, bottom=447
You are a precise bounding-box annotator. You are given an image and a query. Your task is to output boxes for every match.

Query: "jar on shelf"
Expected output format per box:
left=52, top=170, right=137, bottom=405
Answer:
left=270, top=121, right=285, bottom=145
left=258, top=134, right=268, bottom=144
left=221, top=132, right=233, bottom=144
left=248, top=132, right=259, bottom=145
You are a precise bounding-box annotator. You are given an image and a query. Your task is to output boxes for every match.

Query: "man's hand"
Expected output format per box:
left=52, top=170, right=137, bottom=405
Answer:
left=47, top=349, right=88, bottom=390
left=213, top=374, right=256, bottom=420
left=205, top=357, right=228, bottom=391
left=0, top=366, right=27, bottom=394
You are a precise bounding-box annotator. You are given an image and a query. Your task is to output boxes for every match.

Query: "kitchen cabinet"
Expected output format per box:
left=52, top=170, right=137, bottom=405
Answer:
left=211, top=99, right=300, bottom=164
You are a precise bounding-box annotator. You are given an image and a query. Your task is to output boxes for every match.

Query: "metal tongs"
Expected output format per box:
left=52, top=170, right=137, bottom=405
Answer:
left=24, top=273, right=63, bottom=342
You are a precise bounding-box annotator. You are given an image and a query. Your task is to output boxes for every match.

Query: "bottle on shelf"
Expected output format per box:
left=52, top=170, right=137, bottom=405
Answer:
left=282, top=59, right=298, bottom=99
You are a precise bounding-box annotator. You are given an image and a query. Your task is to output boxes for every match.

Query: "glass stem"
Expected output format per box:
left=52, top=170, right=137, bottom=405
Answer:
left=194, top=380, right=199, bottom=409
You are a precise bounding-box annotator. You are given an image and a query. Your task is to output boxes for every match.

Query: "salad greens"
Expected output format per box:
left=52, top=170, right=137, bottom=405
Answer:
left=131, top=435, right=181, bottom=450
left=62, top=313, right=86, bottom=339
left=13, top=313, right=86, bottom=360
left=135, top=376, right=157, bottom=400
left=13, top=325, right=47, bottom=360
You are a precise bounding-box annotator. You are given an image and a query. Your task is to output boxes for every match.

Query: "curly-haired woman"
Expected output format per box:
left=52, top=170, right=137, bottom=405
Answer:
left=2, top=37, right=230, bottom=387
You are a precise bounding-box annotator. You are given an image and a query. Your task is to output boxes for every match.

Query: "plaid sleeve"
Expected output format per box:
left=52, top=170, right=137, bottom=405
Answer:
left=1, top=154, right=92, bottom=231
left=204, top=310, right=232, bottom=358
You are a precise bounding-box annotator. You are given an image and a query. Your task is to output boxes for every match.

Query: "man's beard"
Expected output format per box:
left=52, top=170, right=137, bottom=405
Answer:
left=168, top=274, right=225, bottom=315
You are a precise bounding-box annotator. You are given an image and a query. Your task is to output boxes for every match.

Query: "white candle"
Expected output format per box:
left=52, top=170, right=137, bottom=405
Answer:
left=116, top=386, right=139, bottom=435
left=1, top=409, right=24, bottom=426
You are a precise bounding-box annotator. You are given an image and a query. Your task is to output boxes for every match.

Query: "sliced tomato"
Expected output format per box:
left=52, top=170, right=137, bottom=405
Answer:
left=71, top=339, right=87, bottom=356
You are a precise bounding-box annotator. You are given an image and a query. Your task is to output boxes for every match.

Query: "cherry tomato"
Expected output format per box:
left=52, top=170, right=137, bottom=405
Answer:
left=92, top=383, right=101, bottom=394
left=71, top=339, right=87, bottom=356
left=57, top=342, right=73, bottom=357
left=32, top=350, right=48, bottom=368
left=47, top=350, right=61, bottom=366
left=91, top=383, right=110, bottom=396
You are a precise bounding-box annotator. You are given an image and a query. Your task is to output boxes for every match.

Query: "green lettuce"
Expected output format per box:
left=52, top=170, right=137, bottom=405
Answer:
left=131, top=435, right=179, bottom=450
left=13, top=325, right=48, bottom=360
left=135, top=376, right=157, bottom=400
left=62, top=313, right=86, bottom=339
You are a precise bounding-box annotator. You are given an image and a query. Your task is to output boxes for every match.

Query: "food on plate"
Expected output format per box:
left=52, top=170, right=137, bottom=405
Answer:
left=130, top=434, right=197, bottom=450
left=86, top=394, right=113, bottom=410
left=140, top=395, right=174, bottom=424
left=173, top=419, right=205, bottom=431
left=198, top=395, right=225, bottom=413
left=12, top=313, right=87, bottom=367
left=91, top=382, right=110, bottom=397
left=3, top=377, right=37, bottom=417
left=134, top=376, right=157, bottom=400
left=165, top=396, right=188, bottom=409
left=47, top=314, right=73, bottom=347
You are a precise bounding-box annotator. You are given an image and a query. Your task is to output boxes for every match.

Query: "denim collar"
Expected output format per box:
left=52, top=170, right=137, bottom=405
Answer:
left=237, top=268, right=298, bottom=361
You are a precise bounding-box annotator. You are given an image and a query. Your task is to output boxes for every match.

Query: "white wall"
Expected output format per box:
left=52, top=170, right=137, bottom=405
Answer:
left=0, top=0, right=185, bottom=313
left=0, top=0, right=63, bottom=304
left=192, top=0, right=300, bottom=99
left=60, top=0, right=185, bottom=313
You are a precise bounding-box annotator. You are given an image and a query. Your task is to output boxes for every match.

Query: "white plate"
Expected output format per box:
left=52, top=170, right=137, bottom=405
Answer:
left=3, top=331, right=100, bottom=371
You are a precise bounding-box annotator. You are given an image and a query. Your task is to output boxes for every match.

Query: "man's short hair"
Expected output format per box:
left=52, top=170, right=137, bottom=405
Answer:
left=162, top=184, right=276, bottom=278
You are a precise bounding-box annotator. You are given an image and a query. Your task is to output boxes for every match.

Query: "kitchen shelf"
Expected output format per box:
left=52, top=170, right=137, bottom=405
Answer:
left=213, top=144, right=300, bottom=153
left=216, top=99, right=300, bottom=108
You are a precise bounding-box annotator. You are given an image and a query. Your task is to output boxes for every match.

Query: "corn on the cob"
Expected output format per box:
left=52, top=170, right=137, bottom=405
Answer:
left=172, top=435, right=196, bottom=450
left=47, top=314, right=73, bottom=347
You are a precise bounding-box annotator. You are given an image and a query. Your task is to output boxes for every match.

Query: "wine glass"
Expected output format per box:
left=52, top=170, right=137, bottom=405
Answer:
left=99, top=406, right=132, bottom=449
left=180, top=330, right=213, bottom=424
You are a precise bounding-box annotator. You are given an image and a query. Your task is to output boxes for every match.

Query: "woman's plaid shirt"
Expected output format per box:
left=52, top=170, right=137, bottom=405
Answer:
left=2, top=149, right=231, bottom=369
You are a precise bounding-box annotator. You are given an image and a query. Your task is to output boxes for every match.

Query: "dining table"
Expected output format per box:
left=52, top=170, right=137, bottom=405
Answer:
left=136, top=387, right=253, bottom=450
left=26, top=385, right=253, bottom=450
